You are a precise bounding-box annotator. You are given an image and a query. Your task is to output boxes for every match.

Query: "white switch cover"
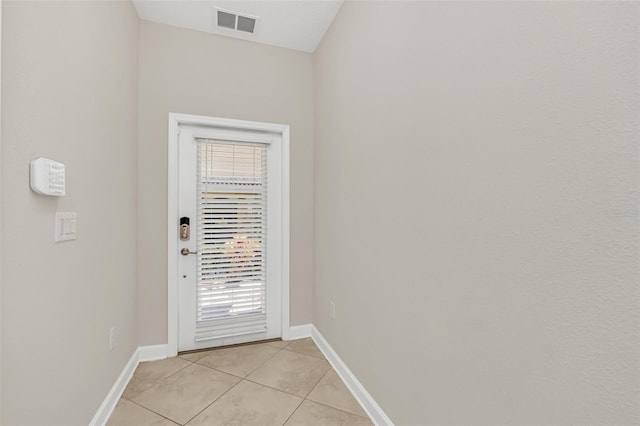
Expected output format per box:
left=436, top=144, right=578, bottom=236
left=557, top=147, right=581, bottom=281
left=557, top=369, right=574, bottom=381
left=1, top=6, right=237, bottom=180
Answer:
left=55, top=212, right=77, bottom=242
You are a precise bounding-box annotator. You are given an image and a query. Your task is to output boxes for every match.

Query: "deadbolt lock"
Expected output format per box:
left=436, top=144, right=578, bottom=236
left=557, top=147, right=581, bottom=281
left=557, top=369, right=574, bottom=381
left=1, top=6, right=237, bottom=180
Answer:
left=180, top=217, right=190, bottom=240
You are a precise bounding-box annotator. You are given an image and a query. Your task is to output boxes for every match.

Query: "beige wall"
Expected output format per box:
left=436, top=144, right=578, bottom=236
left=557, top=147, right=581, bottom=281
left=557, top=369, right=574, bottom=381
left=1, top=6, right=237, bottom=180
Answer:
left=137, top=21, right=314, bottom=345
left=1, top=2, right=139, bottom=425
left=314, top=2, right=639, bottom=425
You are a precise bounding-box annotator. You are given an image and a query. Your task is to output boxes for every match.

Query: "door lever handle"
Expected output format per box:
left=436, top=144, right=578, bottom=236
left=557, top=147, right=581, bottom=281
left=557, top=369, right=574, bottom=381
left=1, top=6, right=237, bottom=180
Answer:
left=180, top=248, right=197, bottom=256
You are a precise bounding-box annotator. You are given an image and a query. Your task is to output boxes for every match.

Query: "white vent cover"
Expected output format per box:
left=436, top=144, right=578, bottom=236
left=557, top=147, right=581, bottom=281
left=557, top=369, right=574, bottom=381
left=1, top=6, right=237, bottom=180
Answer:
left=216, top=8, right=258, bottom=34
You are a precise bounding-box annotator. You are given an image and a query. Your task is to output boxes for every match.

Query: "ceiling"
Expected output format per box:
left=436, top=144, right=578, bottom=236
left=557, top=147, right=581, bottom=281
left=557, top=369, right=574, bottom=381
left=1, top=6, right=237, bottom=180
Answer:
left=132, top=0, right=344, bottom=53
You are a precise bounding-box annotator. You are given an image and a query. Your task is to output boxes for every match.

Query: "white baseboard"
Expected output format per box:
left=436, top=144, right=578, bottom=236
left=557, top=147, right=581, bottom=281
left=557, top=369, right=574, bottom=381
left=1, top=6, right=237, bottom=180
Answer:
left=89, top=349, right=139, bottom=426
left=138, top=344, right=169, bottom=362
left=90, top=344, right=168, bottom=426
left=288, top=323, right=312, bottom=340
left=311, top=326, right=394, bottom=426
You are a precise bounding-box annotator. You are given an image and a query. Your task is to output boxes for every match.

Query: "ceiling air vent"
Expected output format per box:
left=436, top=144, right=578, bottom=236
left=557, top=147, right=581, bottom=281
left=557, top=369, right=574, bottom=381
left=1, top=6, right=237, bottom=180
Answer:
left=216, top=9, right=258, bottom=34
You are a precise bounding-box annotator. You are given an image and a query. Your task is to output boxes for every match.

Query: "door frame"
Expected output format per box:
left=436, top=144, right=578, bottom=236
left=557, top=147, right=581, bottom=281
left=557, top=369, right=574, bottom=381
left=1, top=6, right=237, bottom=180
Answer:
left=167, top=112, right=290, bottom=357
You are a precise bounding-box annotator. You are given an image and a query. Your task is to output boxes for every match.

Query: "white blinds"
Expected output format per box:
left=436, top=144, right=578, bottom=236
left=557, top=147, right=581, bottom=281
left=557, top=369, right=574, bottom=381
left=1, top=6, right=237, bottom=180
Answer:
left=195, top=139, right=267, bottom=341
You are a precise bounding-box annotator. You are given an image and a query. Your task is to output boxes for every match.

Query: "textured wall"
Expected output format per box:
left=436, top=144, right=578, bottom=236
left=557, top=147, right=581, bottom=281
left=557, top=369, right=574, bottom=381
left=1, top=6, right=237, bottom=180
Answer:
left=1, top=1, right=139, bottom=424
left=137, top=21, right=314, bottom=345
left=314, top=2, right=639, bottom=424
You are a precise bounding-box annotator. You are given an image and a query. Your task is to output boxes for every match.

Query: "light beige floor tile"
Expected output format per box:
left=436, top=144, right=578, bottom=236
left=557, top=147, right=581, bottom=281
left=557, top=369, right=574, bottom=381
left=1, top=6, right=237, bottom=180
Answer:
left=196, top=343, right=279, bottom=377
left=285, top=400, right=373, bottom=426
left=284, top=338, right=325, bottom=359
left=123, top=357, right=191, bottom=399
left=132, top=363, right=240, bottom=424
left=179, top=350, right=212, bottom=362
left=106, top=399, right=177, bottom=426
left=246, top=349, right=330, bottom=397
left=186, top=380, right=302, bottom=426
left=264, top=339, right=291, bottom=349
left=307, top=369, right=367, bottom=417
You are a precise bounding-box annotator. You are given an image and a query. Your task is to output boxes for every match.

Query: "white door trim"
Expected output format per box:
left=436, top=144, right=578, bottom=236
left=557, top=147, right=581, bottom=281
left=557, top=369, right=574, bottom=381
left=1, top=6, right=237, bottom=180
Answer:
left=167, top=112, right=290, bottom=357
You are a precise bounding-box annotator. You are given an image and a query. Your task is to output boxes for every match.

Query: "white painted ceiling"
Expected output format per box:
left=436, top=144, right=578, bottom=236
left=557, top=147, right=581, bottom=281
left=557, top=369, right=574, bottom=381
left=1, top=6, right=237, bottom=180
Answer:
left=132, top=0, right=343, bottom=53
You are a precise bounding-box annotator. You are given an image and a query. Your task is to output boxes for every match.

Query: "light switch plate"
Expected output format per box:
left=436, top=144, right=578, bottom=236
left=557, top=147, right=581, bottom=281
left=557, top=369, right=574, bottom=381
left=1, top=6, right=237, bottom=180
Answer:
left=55, top=212, right=77, bottom=242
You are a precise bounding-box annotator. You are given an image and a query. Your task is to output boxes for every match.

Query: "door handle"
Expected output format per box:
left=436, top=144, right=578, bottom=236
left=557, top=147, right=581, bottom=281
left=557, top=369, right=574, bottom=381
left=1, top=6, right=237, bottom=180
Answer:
left=181, top=248, right=197, bottom=256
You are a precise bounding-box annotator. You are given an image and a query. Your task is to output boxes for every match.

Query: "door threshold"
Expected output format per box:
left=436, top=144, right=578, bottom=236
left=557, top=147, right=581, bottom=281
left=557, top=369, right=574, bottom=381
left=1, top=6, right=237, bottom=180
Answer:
left=178, top=337, right=284, bottom=355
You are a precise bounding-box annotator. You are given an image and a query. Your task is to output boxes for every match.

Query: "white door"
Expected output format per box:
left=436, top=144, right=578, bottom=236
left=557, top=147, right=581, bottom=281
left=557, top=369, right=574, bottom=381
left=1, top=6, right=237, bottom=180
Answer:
left=178, top=124, right=283, bottom=351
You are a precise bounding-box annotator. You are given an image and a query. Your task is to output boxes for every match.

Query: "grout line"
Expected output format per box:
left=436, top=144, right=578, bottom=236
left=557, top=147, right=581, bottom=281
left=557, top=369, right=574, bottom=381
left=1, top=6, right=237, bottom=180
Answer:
left=231, top=341, right=331, bottom=399
left=281, top=395, right=306, bottom=425
left=303, top=398, right=372, bottom=420
left=265, top=339, right=293, bottom=350
left=177, top=345, right=292, bottom=424
left=126, top=399, right=182, bottom=425
left=305, top=368, right=330, bottom=398
left=241, top=362, right=330, bottom=400
left=178, top=353, right=209, bottom=363
left=181, top=379, right=244, bottom=425
left=126, top=359, right=244, bottom=425
left=243, top=342, right=284, bottom=377
left=281, top=347, right=327, bottom=360
left=241, top=376, right=308, bottom=398
left=281, top=341, right=327, bottom=360
left=123, top=360, right=194, bottom=400
left=192, top=363, right=246, bottom=381
left=191, top=342, right=283, bottom=379
left=295, top=361, right=371, bottom=420
left=300, top=365, right=370, bottom=420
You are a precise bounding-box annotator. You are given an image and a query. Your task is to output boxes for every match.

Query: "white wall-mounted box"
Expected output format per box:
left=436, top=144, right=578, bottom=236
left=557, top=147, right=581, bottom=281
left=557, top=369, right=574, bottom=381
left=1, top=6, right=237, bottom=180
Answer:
left=30, top=157, right=65, bottom=196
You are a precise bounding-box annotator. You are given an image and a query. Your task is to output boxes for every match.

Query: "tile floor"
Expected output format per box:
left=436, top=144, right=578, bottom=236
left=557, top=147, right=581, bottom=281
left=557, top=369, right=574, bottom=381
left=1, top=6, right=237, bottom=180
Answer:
left=107, top=338, right=373, bottom=426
